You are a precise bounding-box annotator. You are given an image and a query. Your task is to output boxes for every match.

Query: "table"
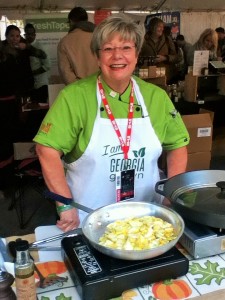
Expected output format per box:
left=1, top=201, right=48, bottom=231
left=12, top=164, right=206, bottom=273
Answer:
left=4, top=228, right=225, bottom=300
left=17, top=102, right=49, bottom=141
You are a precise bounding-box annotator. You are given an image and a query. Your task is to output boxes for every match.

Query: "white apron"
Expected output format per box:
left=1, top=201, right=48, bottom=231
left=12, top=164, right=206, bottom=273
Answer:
left=64, top=78, right=162, bottom=223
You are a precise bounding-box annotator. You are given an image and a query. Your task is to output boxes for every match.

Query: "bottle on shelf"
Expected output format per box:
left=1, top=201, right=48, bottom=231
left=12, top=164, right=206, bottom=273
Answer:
left=14, top=239, right=36, bottom=300
left=167, top=85, right=172, bottom=98
left=177, top=80, right=185, bottom=100
left=171, top=83, right=179, bottom=102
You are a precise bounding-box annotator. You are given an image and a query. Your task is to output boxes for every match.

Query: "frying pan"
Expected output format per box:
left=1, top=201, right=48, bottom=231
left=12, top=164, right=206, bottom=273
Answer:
left=155, top=170, right=225, bottom=229
left=62, top=201, right=184, bottom=260
left=46, top=194, right=184, bottom=259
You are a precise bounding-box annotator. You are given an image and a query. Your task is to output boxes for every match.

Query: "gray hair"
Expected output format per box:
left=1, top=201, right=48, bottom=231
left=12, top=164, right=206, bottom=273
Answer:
left=90, top=14, right=145, bottom=57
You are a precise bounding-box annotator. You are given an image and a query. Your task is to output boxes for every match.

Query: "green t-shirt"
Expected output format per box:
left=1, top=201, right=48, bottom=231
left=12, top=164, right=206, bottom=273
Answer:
left=34, top=73, right=189, bottom=163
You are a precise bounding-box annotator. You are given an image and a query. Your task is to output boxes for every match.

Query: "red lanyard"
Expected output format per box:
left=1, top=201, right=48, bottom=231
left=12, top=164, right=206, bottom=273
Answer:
left=98, top=77, right=134, bottom=160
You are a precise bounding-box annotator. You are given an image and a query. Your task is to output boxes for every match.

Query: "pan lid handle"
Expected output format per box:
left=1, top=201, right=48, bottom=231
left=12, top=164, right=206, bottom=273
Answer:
left=155, top=178, right=167, bottom=196
left=216, top=181, right=225, bottom=193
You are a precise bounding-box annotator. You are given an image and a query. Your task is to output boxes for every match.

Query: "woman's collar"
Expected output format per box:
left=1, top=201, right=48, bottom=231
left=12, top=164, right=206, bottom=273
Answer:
left=98, top=75, right=132, bottom=101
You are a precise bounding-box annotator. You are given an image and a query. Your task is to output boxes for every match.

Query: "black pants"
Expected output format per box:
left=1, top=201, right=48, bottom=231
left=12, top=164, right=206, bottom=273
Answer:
left=0, top=99, right=19, bottom=189
left=30, top=85, right=48, bottom=103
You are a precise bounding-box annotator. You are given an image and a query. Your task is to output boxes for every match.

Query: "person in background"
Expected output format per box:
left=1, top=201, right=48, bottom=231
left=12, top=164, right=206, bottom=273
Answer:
left=215, top=27, right=225, bottom=61
left=24, top=23, right=50, bottom=103
left=163, top=25, right=172, bottom=38
left=0, top=25, right=46, bottom=196
left=57, top=6, right=99, bottom=85
left=139, top=17, right=178, bottom=84
left=188, top=28, right=218, bottom=66
left=34, top=15, right=189, bottom=232
left=175, top=34, right=193, bottom=79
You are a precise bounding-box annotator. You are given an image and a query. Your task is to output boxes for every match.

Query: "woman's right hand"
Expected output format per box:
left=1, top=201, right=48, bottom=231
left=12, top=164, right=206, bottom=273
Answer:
left=56, top=208, right=80, bottom=232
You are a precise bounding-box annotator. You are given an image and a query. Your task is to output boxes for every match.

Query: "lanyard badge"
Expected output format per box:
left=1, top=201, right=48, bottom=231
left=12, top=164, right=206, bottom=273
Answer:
left=116, top=169, right=135, bottom=202
left=98, top=77, right=134, bottom=160
left=98, top=77, right=135, bottom=201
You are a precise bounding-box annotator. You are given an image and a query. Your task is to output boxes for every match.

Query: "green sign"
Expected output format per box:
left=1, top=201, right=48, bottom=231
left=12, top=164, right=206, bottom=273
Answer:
left=25, top=18, right=69, bottom=33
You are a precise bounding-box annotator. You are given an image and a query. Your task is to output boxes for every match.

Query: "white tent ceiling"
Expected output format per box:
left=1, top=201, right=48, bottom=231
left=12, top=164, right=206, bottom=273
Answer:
left=0, top=0, right=225, bottom=13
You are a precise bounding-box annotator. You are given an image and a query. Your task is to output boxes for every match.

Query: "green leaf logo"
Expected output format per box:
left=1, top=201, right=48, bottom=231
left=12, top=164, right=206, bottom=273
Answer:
left=189, top=260, right=225, bottom=285
left=133, top=150, right=138, bottom=157
left=133, top=147, right=146, bottom=158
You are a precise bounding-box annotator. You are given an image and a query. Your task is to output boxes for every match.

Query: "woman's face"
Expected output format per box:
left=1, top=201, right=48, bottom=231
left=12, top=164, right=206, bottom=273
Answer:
left=6, top=29, right=21, bottom=48
left=203, top=34, right=214, bottom=50
left=97, top=33, right=138, bottom=88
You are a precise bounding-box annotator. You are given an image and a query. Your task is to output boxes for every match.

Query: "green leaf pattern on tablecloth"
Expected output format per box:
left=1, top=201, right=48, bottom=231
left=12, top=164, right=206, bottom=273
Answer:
left=40, top=293, right=72, bottom=300
left=34, top=252, right=225, bottom=300
left=189, top=260, right=225, bottom=285
left=55, top=293, right=72, bottom=300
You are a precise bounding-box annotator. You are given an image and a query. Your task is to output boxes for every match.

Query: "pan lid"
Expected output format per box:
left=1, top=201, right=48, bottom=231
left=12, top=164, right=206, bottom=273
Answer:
left=171, top=181, right=225, bottom=228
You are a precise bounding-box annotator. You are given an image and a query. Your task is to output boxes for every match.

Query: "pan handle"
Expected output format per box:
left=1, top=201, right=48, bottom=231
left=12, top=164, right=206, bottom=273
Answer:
left=155, top=178, right=167, bottom=196
left=69, top=201, right=94, bottom=213
left=44, top=190, right=93, bottom=213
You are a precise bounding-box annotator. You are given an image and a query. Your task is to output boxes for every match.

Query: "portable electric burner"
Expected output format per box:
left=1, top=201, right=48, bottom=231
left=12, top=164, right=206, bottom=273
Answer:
left=61, top=234, right=189, bottom=300
left=180, top=219, right=225, bottom=259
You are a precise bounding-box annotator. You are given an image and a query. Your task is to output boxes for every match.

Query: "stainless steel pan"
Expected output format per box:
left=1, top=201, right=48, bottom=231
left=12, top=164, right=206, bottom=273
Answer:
left=80, top=201, right=184, bottom=260
left=42, top=198, right=184, bottom=260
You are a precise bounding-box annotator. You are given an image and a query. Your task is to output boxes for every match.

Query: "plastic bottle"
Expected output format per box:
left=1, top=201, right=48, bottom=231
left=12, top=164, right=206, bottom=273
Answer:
left=14, top=240, right=36, bottom=300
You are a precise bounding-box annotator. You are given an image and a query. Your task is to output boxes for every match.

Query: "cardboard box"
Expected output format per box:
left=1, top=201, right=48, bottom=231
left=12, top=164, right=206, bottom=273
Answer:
left=144, top=76, right=167, bottom=87
left=148, top=66, right=157, bottom=78
left=139, top=68, right=149, bottom=78
left=48, top=83, right=65, bottom=107
left=199, top=108, right=214, bottom=123
left=186, top=152, right=211, bottom=171
left=184, top=73, right=197, bottom=102
left=158, top=151, right=211, bottom=173
left=182, top=113, right=213, bottom=153
left=159, top=110, right=213, bottom=173
left=13, top=142, right=37, bottom=160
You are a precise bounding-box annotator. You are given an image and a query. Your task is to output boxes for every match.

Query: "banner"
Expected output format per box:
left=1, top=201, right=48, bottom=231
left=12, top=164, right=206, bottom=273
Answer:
left=144, top=12, right=180, bottom=40
left=25, top=15, right=69, bottom=83
left=94, top=10, right=111, bottom=25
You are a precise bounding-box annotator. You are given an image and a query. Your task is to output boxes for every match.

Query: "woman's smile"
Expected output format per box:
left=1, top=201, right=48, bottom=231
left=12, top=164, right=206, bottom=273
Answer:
left=110, top=63, right=127, bottom=69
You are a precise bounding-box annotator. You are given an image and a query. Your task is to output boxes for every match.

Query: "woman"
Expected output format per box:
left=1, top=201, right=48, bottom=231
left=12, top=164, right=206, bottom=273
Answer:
left=139, top=17, right=178, bottom=84
left=0, top=25, right=46, bottom=193
left=0, top=25, right=35, bottom=192
left=187, top=28, right=218, bottom=66
left=34, top=15, right=189, bottom=232
left=0, top=25, right=37, bottom=99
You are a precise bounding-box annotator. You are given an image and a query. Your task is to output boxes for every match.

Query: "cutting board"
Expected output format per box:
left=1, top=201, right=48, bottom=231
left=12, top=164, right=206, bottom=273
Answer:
left=35, top=225, right=64, bottom=262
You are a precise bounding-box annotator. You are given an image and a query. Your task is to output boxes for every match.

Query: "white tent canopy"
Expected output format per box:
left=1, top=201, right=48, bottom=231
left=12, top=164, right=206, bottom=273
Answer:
left=0, top=0, right=225, bottom=45
left=0, top=0, right=225, bottom=13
